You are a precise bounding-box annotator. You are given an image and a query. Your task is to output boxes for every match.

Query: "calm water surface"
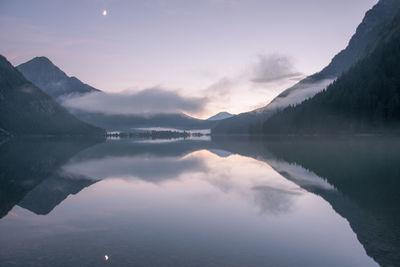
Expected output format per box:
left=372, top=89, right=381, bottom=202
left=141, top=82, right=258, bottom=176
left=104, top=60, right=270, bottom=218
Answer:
left=0, top=137, right=399, bottom=266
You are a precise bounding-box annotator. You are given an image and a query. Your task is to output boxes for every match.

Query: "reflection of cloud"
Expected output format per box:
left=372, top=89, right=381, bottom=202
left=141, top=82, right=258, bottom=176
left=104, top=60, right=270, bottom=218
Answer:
left=266, top=160, right=336, bottom=191
left=205, top=171, right=303, bottom=216
left=251, top=54, right=304, bottom=84
left=62, top=140, right=313, bottom=217
left=204, top=77, right=235, bottom=100
left=198, top=151, right=305, bottom=216
left=252, top=186, right=302, bottom=215
left=63, top=156, right=207, bottom=182
left=63, top=88, right=207, bottom=115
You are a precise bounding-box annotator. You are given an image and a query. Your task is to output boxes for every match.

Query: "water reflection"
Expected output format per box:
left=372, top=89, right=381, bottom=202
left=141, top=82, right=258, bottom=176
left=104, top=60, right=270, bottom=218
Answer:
left=215, top=136, right=400, bottom=267
left=18, top=172, right=96, bottom=215
left=0, top=136, right=397, bottom=266
left=0, top=138, right=101, bottom=218
left=252, top=185, right=302, bottom=215
left=62, top=139, right=210, bottom=182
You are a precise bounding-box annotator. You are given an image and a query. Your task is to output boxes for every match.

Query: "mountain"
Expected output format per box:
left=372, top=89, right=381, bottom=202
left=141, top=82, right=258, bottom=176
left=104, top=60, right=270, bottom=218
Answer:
left=212, top=0, right=400, bottom=135
left=0, top=55, right=104, bottom=136
left=263, top=9, right=400, bottom=134
left=17, top=56, right=101, bottom=101
left=207, top=112, right=234, bottom=121
left=71, top=110, right=218, bottom=131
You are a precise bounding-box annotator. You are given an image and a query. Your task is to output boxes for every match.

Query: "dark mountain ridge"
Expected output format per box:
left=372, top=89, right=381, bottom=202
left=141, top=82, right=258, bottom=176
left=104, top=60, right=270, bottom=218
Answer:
left=264, top=9, right=400, bottom=134
left=0, top=55, right=104, bottom=136
left=17, top=56, right=101, bottom=101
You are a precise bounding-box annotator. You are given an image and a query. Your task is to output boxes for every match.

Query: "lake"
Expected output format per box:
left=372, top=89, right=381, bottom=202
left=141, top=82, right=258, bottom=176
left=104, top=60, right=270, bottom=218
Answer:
left=0, top=136, right=398, bottom=267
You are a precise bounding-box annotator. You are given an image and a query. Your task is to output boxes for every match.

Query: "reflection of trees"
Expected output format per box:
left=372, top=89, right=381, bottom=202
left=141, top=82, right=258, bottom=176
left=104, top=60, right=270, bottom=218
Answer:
left=213, top=136, right=400, bottom=267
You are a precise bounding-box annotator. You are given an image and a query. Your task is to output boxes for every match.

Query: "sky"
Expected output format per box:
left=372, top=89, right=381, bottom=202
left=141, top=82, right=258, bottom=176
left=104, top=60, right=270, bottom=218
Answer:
left=0, top=0, right=378, bottom=118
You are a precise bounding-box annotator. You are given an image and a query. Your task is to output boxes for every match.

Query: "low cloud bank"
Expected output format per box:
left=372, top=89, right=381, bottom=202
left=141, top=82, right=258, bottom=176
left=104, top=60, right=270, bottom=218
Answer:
left=262, top=78, right=335, bottom=112
left=63, top=87, right=207, bottom=115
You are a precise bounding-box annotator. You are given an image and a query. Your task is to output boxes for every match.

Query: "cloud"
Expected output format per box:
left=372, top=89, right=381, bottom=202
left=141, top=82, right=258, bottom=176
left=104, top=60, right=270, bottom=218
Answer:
left=261, top=78, right=335, bottom=112
left=251, top=54, right=304, bottom=84
left=203, top=53, right=304, bottom=97
left=63, top=156, right=206, bottom=182
left=63, top=87, right=207, bottom=115
left=197, top=53, right=306, bottom=115
left=204, top=77, right=236, bottom=98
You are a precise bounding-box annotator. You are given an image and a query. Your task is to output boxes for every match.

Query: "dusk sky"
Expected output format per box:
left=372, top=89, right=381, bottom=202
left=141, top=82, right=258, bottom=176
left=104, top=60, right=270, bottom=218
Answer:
left=0, top=0, right=377, bottom=118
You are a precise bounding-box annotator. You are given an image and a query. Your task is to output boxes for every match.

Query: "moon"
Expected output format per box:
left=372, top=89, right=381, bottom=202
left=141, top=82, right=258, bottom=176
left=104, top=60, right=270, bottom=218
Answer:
left=102, top=10, right=108, bottom=16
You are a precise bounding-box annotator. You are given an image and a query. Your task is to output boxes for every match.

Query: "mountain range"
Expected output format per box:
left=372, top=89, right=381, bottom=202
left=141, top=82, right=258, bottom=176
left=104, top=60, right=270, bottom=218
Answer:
left=16, top=57, right=226, bottom=131
left=212, top=0, right=400, bottom=135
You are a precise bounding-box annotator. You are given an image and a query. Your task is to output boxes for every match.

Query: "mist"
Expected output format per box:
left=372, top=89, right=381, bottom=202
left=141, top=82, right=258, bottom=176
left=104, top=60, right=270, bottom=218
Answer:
left=62, top=88, right=208, bottom=115
left=257, top=78, right=335, bottom=112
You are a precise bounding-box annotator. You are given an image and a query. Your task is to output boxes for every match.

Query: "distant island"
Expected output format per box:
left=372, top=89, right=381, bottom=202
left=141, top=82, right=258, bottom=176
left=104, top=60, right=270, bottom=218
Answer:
left=106, top=130, right=206, bottom=139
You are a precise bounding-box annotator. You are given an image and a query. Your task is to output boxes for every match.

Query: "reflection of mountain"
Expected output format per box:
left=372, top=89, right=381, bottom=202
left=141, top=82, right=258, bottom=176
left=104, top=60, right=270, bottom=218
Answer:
left=18, top=172, right=96, bottom=215
left=0, top=138, right=221, bottom=219
left=62, top=139, right=216, bottom=182
left=2, top=136, right=398, bottom=266
left=212, top=136, right=399, bottom=267
left=70, top=139, right=216, bottom=160
left=0, top=138, right=102, bottom=218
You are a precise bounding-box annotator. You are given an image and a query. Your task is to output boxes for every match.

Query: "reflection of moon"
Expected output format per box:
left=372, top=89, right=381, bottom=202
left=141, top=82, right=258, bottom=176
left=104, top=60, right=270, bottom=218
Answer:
left=102, top=10, right=108, bottom=16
